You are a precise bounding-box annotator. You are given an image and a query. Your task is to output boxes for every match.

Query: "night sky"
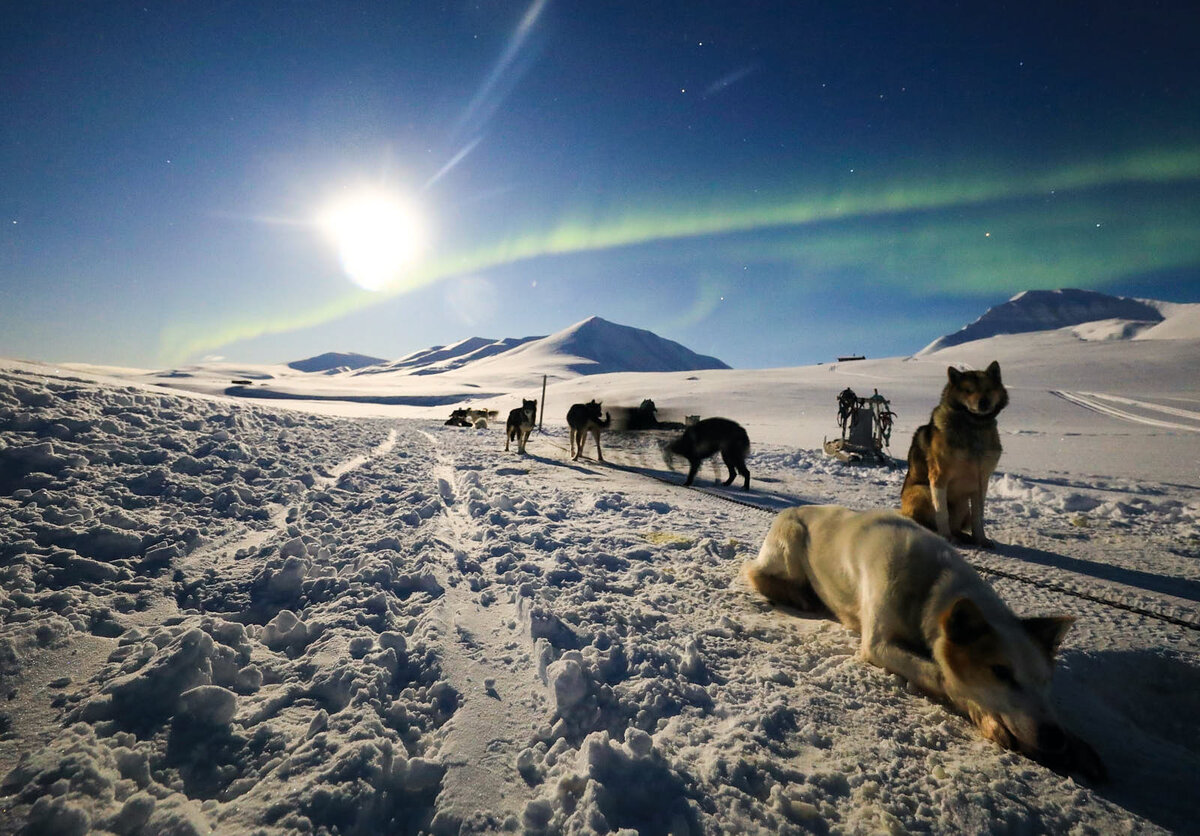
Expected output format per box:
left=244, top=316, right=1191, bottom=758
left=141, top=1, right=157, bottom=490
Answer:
left=3, top=1, right=1198, bottom=368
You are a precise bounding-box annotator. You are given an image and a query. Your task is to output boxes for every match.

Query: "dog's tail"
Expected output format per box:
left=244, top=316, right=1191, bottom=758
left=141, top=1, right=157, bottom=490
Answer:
left=659, top=440, right=677, bottom=472
left=744, top=512, right=818, bottom=610
left=743, top=563, right=819, bottom=612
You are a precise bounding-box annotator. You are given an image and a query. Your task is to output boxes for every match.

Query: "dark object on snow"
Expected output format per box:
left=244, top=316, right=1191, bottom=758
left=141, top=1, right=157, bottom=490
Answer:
left=445, top=408, right=497, bottom=428
left=625, top=398, right=660, bottom=430
left=665, top=417, right=751, bottom=490
left=824, top=387, right=896, bottom=465
left=607, top=399, right=688, bottom=432
left=567, top=400, right=611, bottom=461
left=505, top=399, right=537, bottom=453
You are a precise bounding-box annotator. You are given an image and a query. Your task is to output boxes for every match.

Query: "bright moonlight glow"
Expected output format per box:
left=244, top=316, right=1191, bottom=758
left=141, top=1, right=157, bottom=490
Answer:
left=319, top=190, right=426, bottom=291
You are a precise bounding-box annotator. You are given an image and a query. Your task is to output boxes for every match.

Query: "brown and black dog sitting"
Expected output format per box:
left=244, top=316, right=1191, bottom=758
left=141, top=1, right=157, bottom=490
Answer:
left=901, top=361, right=1008, bottom=547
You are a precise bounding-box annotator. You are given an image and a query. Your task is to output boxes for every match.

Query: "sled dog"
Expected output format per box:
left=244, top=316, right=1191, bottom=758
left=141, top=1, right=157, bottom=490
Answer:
left=446, top=408, right=497, bottom=428
left=666, top=417, right=751, bottom=490
left=746, top=505, right=1104, bottom=781
left=901, top=361, right=1008, bottom=546
left=505, top=399, right=537, bottom=454
left=566, top=400, right=611, bottom=461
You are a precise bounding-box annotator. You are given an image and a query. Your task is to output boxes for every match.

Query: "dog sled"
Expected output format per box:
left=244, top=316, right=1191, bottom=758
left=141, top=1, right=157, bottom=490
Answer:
left=823, top=387, right=897, bottom=465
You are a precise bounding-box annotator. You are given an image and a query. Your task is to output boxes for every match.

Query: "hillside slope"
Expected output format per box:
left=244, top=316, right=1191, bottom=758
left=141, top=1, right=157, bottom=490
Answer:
left=458, top=316, right=730, bottom=377
left=920, top=289, right=1169, bottom=353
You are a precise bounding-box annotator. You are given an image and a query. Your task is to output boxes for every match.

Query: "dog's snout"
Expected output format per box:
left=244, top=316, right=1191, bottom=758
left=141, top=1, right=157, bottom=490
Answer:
left=1038, top=722, right=1068, bottom=753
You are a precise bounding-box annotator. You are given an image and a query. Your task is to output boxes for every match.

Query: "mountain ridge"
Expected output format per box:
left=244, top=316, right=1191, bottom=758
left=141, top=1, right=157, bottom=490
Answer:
left=288, top=351, right=387, bottom=373
left=291, top=316, right=730, bottom=378
left=919, top=288, right=1178, bottom=354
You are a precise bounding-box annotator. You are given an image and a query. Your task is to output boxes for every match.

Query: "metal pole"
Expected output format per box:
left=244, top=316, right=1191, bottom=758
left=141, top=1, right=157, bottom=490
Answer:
left=539, top=374, right=547, bottom=431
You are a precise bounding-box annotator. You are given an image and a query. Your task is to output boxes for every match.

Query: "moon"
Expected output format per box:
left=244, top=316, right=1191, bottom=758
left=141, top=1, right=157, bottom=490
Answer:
left=319, top=189, right=426, bottom=291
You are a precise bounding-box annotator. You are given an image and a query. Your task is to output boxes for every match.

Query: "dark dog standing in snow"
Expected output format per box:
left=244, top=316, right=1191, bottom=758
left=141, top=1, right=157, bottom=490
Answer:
left=667, top=417, right=751, bottom=490
left=504, top=399, right=537, bottom=454
left=566, top=400, right=611, bottom=461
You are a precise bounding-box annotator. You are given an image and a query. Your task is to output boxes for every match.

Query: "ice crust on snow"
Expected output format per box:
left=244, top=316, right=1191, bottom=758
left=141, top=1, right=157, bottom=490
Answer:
left=1, top=311, right=1199, bottom=835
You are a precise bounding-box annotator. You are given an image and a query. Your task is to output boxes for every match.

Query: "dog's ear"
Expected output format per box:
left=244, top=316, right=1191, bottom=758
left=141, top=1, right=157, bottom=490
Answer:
left=947, top=366, right=962, bottom=384
left=986, top=360, right=1002, bottom=382
left=1021, top=616, right=1074, bottom=662
left=940, top=598, right=992, bottom=646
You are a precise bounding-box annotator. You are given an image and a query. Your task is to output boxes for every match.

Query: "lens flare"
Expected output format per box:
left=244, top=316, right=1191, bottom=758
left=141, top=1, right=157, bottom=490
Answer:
left=319, top=190, right=426, bottom=291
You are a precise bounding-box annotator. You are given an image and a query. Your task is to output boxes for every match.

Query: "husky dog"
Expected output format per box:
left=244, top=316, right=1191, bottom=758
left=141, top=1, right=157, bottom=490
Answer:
left=505, top=399, right=537, bottom=454
left=566, top=400, right=611, bottom=461
left=901, top=361, right=1008, bottom=546
left=746, top=505, right=1104, bottom=781
left=666, top=417, right=751, bottom=490
left=446, top=408, right=497, bottom=428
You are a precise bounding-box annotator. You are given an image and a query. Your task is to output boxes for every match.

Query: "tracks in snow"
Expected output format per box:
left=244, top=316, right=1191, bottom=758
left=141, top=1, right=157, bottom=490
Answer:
left=153, top=427, right=401, bottom=626
left=419, top=430, right=550, bottom=830
left=185, top=428, right=399, bottom=572
left=1053, top=390, right=1200, bottom=432
left=318, top=427, right=399, bottom=486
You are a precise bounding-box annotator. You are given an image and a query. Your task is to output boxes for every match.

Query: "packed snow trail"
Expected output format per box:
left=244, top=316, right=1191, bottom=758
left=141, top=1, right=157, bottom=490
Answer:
left=1, top=368, right=1198, bottom=833
left=418, top=430, right=552, bottom=832
left=1052, top=390, right=1200, bottom=432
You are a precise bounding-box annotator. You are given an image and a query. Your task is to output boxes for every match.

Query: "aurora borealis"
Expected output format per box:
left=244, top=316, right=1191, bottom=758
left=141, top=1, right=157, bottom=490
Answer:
left=3, top=2, right=1198, bottom=367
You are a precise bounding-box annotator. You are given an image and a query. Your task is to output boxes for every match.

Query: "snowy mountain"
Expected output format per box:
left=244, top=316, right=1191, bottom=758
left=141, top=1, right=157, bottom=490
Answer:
left=919, top=288, right=1167, bottom=353
left=337, top=316, right=728, bottom=381
left=285, top=316, right=724, bottom=381
left=287, top=351, right=386, bottom=373
left=459, top=316, right=730, bottom=377
left=358, top=335, right=543, bottom=376
left=142, top=317, right=731, bottom=405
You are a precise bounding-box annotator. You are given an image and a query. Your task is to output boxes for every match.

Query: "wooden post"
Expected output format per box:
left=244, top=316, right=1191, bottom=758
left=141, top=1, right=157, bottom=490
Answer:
left=539, top=374, right=547, bottom=432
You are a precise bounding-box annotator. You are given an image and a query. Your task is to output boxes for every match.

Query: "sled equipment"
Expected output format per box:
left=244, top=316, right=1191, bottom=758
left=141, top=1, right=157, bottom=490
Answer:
left=823, top=387, right=897, bottom=465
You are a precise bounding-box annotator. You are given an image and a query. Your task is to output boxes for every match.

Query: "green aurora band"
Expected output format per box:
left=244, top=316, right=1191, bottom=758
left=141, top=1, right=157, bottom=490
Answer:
left=160, top=146, right=1200, bottom=363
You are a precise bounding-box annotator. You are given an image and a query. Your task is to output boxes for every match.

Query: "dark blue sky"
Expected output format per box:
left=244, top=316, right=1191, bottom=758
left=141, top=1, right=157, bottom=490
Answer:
left=3, top=1, right=1198, bottom=367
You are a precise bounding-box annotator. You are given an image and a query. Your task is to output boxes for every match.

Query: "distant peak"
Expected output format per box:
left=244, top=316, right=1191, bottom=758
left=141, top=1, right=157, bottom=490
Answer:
left=288, top=351, right=386, bottom=373
left=571, top=315, right=610, bottom=328
left=920, top=288, right=1165, bottom=354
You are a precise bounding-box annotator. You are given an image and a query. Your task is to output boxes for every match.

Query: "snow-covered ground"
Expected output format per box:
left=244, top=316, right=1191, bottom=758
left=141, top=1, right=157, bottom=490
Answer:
left=2, top=302, right=1199, bottom=834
